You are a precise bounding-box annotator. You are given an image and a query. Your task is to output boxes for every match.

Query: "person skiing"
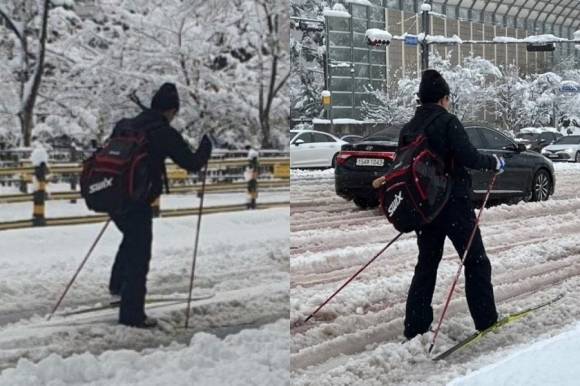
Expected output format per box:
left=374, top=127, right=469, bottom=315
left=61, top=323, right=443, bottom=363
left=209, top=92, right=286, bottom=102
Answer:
left=108, top=83, right=212, bottom=328
left=373, top=69, right=505, bottom=339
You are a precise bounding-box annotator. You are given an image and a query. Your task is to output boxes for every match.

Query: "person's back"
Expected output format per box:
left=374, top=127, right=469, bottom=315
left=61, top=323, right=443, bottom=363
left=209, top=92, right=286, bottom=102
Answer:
left=398, top=103, right=496, bottom=200
left=108, top=83, right=212, bottom=328
left=378, top=69, right=504, bottom=340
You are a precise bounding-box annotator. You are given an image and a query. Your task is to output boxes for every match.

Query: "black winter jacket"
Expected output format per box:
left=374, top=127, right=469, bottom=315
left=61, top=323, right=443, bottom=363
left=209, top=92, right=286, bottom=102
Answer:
left=398, top=104, right=496, bottom=196
left=112, top=110, right=211, bottom=201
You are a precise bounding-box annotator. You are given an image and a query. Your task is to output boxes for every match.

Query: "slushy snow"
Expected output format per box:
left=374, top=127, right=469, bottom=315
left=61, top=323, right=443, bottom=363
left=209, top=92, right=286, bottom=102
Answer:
left=0, top=320, right=288, bottom=386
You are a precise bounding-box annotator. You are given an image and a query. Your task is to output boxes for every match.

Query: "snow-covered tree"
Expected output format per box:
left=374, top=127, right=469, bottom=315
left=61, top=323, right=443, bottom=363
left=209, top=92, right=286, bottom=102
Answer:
left=0, top=0, right=50, bottom=147
left=0, top=0, right=289, bottom=150
left=361, top=73, right=417, bottom=125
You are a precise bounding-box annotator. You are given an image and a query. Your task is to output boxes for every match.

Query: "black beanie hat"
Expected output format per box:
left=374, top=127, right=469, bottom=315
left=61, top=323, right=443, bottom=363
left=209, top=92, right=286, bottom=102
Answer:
left=151, top=83, right=180, bottom=112
left=418, top=69, right=450, bottom=104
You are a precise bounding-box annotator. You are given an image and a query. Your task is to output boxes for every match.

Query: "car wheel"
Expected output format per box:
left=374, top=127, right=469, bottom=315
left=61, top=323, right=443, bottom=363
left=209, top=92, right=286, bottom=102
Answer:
left=353, top=196, right=379, bottom=209
left=331, top=153, right=338, bottom=168
left=530, top=169, right=551, bottom=202
left=576, top=152, right=580, bottom=163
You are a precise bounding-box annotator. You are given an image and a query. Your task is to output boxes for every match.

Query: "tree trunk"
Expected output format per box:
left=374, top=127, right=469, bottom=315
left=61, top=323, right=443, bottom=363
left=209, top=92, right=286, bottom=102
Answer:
left=260, top=111, right=272, bottom=148
left=19, top=0, right=50, bottom=147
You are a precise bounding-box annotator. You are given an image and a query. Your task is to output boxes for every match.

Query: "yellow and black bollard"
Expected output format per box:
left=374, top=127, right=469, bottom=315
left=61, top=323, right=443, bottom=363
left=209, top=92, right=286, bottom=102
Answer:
left=245, top=147, right=259, bottom=210
left=33, top=162, right=48, bottom=226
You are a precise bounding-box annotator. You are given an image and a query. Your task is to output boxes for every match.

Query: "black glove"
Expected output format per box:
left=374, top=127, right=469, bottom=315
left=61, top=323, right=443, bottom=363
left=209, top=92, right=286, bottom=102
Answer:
left=197, top=134, right=213, bottom=165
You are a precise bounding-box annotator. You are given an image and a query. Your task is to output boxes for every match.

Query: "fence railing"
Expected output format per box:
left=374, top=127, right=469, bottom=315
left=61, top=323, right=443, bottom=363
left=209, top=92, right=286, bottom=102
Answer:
left=0, top=157, right=290, bottom=227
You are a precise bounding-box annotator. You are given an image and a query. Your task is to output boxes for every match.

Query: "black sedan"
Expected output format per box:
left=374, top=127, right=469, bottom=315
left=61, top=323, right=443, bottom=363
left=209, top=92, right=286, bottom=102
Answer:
left=335, top=125, right=556, bottom=209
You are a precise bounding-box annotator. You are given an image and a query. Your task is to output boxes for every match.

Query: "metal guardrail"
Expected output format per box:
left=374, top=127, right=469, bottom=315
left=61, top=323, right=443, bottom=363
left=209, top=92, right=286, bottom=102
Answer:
left=0, top=201, right=290, bottom=231
left=0, top=180, right=289, bottom=204
left=0, top=157, right=290, bottom=177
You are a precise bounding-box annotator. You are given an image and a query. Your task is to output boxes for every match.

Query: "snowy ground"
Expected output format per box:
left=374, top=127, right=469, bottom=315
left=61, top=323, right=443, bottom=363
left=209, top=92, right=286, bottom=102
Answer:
left=0, top=189, right=289, bottom=222
left=290, top=163, right=580, bottom=385
left=0, top=205, right=290, bottom=385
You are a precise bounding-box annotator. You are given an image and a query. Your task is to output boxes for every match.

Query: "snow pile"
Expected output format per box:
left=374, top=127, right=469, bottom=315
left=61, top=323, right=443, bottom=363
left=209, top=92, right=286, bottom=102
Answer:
left=493, top=36, right=520, bottom=43
left=366, top=29, right=392, bottom=44
left=525, top=34, right=568, bottom=43
left=345, top=0, right=373, bottom=6
left=420, top=3, right=432, bottom=12
left=323, top=4, right=351, bottom=18
left=451, top=322, right=580, bottom=386
left=520, top=127, right=559, bottom=134
left=312, top=118, right=375, bottom=125
left=0, top=320, right=289, bottom=386
left=329, top=62, right=351, bottom=68
left=427, top=34, right=462, bottom=44
left=29, top=146, right=49, bottom=166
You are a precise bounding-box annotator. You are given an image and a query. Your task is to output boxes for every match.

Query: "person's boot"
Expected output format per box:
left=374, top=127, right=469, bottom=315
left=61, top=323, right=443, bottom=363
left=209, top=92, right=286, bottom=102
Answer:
left=121, top=316, right=158, bottom=329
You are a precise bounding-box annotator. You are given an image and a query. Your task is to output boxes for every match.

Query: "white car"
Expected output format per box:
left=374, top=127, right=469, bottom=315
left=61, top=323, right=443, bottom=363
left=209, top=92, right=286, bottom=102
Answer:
left=290, top=129, right=347, bottom=168
left=541, top=135, right=580, bottom=162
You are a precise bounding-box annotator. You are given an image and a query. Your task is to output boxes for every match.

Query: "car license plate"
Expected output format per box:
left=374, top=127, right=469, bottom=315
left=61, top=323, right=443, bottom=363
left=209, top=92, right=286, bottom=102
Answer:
left=356, top=158, right=384, bottom=167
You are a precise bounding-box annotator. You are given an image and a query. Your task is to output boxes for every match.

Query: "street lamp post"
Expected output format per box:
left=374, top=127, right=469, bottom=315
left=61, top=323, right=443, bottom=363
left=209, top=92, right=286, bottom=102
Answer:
left=420, top=1, right=432, bottom=71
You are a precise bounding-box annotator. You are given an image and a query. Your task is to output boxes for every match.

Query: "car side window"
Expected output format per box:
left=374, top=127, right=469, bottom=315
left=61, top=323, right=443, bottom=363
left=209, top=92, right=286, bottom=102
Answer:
left=539, top=133, right=552, bottom=142
left=480, top=128, right=513, bottom=150
left=312, top=133, right=335, bottom=143
left=465, top=127, right=485, bottom=149
left=294, top=133, right=312, bottom=144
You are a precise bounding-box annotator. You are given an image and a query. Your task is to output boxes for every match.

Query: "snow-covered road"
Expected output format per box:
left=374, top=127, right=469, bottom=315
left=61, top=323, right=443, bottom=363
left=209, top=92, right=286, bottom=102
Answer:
left=290, top=163, right=580, bottom=385
left=0, top=206, right=290, bottom=385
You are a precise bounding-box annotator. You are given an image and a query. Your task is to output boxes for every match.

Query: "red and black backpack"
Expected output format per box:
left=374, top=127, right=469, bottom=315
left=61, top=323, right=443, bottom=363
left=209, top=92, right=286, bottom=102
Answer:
left=379, top=112, right=451, bottom=233
left=80, top=119, right=157, bottom=214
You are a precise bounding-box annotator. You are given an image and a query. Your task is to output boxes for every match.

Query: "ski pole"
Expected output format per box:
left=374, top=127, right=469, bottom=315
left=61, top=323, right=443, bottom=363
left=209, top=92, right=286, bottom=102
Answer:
left=428, top=173, right=497, bottom=354
left=302, top=231, right=404, bottom=325
left=47, top=219, right=111, bottom=320
left=185, top=163, right=208, bottom=329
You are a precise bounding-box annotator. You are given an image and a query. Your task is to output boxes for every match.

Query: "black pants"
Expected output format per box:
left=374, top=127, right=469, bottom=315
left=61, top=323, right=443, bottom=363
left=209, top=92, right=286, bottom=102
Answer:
left=109, top=205, right=153, bottom=325
left=404, top=196, right=498, bottom=339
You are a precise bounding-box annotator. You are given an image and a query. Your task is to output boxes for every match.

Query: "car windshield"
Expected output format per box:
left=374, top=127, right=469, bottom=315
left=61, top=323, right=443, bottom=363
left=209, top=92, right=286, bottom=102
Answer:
left=554, top=136, right=580, bottom=145
left=365, top=126, right=401, bottom=142
left=516, top=133, right=538, bottom=140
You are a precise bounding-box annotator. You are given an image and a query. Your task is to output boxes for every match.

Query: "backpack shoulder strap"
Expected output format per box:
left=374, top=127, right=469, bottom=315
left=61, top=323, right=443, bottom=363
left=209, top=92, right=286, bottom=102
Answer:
left=420, top=111, right=447, bottom=138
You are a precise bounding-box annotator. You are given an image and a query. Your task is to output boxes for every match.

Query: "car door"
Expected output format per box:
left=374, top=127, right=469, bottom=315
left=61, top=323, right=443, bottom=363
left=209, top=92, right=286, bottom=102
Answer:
left=464, top=127, right=489, bottom=193
left=290, top=132, right=315, bottom=167
left=478, top=128, right=530, bottom=196
left=311, top=132, right=340, bottom=167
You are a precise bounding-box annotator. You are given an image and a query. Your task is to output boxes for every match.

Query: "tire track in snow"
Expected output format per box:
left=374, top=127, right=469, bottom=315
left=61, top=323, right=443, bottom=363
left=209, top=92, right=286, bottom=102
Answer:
left=291, top=263, right=580, bottom=370
left=290, top=166, right=580, bottom=378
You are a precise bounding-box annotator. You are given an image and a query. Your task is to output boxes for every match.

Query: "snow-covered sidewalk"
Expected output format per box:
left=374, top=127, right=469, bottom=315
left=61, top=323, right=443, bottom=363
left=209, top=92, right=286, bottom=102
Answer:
left=452, top=322, right=580, bottom=386
left=0, top=206, right=290, bottom=385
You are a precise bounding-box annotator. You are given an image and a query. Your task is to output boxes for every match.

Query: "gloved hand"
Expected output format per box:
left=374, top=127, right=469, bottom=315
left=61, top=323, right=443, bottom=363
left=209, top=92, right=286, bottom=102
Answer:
left=493, top=154, right=505, bottom=174
left=372, top=176, right=386, bottom=189
left=197, top=134, right=213, bottom=164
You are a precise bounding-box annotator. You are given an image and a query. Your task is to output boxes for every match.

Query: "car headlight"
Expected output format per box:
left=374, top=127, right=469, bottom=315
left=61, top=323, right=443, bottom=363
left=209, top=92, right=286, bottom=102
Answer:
left=541, top=148, right=548, bottom=154
left=525, top=144, right=532, bottom=150
left=563, top=148, right=575, bottom=154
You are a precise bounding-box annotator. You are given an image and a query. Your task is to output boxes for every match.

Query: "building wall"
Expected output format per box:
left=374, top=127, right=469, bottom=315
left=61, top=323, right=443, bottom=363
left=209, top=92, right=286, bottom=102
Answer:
left=325, top=1, right=578, bottom=122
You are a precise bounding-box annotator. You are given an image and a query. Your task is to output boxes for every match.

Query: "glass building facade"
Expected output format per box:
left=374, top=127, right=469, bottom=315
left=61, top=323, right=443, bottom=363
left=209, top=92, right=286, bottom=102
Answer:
left=324, top=0, right=580, bottom=119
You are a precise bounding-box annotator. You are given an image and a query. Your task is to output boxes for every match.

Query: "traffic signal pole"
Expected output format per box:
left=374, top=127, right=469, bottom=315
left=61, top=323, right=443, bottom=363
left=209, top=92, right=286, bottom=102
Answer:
left=420, top=1, right=432, bottom=71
